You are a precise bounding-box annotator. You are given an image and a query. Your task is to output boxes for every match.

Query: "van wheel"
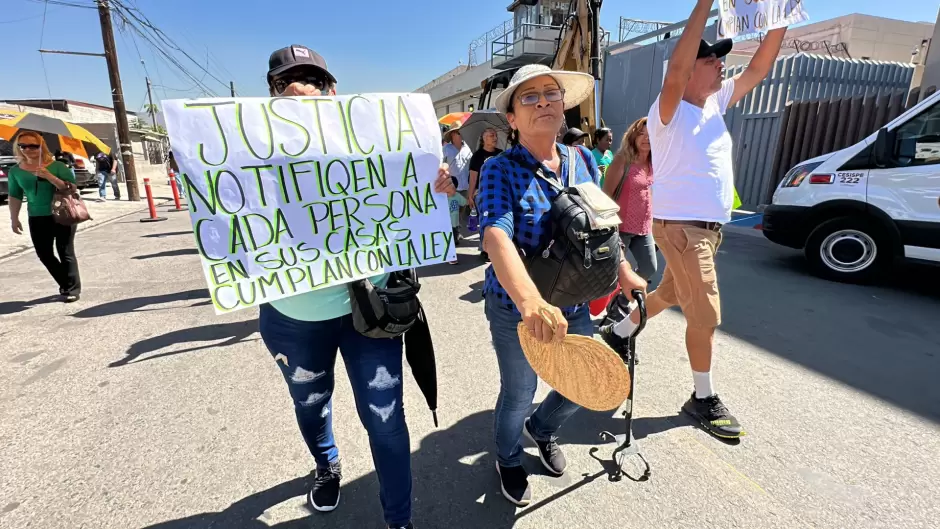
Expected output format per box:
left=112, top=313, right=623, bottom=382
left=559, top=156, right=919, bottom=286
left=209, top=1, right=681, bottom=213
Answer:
left=804, top=216, right=892, bottom=284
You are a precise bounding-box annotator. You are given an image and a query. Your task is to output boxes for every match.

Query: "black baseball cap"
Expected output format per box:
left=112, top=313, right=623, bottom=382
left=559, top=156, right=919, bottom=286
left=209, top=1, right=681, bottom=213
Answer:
left=562, top=127, right=589, bottom=145
left=267, top=45, right=337, bottom=84
left=697, top=38, right=733, bottom=59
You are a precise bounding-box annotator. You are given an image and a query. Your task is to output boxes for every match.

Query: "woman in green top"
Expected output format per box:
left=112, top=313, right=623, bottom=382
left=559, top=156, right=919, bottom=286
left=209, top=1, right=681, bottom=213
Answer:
left=592, top=128, right=614, bottom=186
left=7, top=131, right=82, bottom=302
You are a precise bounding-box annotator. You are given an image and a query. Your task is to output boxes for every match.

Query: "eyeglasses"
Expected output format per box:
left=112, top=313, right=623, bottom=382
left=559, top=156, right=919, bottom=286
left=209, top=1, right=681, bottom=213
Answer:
left=516, top=88, right=565, bottom=107
left=18, top=144, right=41, bottom=150
left=272, top=72, right=330, bottom=95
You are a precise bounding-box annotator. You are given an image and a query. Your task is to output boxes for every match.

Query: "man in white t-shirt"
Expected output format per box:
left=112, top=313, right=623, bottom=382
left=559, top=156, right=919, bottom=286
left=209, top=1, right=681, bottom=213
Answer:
left=442, top=123, right=474, bottom=233
left=602, top=0, right=786, bottom=440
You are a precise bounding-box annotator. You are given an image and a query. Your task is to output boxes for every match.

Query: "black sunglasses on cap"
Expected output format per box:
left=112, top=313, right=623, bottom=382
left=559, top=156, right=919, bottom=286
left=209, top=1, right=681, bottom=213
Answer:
left=271, top=70, right=331, bottom=95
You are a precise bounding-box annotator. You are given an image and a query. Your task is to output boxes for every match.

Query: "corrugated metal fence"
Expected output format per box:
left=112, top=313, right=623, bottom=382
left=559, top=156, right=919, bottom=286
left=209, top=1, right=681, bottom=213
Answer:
left=601, top=47, right=915, bottom=207
left=723, top=54, right=914, bottom=207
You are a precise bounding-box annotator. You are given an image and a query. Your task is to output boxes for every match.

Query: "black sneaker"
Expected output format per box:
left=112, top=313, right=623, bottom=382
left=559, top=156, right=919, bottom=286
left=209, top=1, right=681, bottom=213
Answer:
left=495, top=462, right=532, bottom=506
left=599, top=323, right=633, bottom=364
left=522, top=418, right=567, bottom=476
left=682, top=393, right=745, bottom=439
left=64, top=294, right=80, bottom=303
left=388, top=524, right=414, bottom=529
left=308, top=461, right=342, bottom=512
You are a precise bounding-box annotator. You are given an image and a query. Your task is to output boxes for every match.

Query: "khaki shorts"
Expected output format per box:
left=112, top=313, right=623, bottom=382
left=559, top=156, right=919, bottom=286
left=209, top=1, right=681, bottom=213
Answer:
left=649, top=221, right=723, bottom=328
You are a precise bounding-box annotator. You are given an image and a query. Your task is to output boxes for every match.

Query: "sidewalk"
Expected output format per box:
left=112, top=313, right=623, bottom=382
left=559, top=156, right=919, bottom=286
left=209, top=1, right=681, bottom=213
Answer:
left=0, top=181, right=184, bottom=260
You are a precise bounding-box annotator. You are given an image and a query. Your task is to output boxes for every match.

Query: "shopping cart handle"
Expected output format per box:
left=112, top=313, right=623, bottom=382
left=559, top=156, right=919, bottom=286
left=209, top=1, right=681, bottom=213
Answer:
left=630, top=290, right=647, bottom=339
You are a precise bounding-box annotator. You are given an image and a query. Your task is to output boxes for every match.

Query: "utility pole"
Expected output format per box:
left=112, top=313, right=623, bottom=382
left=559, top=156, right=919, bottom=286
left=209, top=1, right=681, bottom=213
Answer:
left=230, top=81, right=236, bottom=97
left=145, top=77, right=157, bottom=130
left=590, top=0, right=603, bottom=129
left=97, top=0, right=140, bottom=201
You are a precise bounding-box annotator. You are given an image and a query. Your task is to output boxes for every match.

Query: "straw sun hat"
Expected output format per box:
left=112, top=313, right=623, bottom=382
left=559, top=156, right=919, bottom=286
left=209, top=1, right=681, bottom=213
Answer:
left=494, top=64, right=594, bottom=115
left=517, top=308, right=631, bottom=411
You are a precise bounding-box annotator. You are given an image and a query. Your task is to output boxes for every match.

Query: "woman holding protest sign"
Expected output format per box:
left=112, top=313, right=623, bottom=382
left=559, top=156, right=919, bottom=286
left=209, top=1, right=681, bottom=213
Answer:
left=478, top=64, right=647, bottom=505
left=258, top=44, right=457, bottom=529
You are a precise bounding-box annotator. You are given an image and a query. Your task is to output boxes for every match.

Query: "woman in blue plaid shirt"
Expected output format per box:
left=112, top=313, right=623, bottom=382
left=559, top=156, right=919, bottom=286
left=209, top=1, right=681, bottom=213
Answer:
left=479, top=64, right=647, bottom=506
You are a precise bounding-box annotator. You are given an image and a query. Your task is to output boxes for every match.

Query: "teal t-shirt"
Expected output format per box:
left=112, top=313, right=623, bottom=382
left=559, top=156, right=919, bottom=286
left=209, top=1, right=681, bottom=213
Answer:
left=269, top=274, right=389, bottom=322
left=592, top=148, right=614, bottom=186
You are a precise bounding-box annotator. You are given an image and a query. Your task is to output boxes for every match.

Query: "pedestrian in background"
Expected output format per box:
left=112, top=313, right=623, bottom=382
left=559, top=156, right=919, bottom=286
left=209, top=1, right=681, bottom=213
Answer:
left=480, top=64, right=646, bottom=506
left=94, top=151, right=120, bottom=201
left=592, top=127, right=613, bottom=185
left=7, top=131, right=81, bottom=302
left=603, top=118, right=656, bottom=281
left=442, top=122, right=473, bottom=229
left=602, top=0, right=787, bottom=441
left=54, top=149, right=75, bottom=169
left=257, top=43, right=455, bottom=529
left=466, top=127, right=503, bottom=260
left=561, top=127, right=588, bottom=146
left=167, top=150, right=183, bottom=196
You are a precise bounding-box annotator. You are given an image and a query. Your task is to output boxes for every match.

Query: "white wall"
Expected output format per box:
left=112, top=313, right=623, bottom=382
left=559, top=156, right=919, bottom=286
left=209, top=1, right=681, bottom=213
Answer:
left=0, top=102, right=135, bottom=125
left=918, top=9, right=940, bottom=101
left=730, top=14, right=933, bottom=64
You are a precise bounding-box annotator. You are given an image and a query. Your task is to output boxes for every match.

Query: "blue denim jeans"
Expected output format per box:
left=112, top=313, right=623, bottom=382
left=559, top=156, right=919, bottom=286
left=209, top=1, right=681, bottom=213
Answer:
left=258, top=305, right=412, bottom=526
left=97, top=171, right=119, bottom=199
left=485, top=295, right=591, bottom=467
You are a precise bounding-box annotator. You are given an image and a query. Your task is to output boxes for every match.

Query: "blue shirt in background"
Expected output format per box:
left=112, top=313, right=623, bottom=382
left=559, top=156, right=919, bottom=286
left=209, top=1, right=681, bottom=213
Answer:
left=477, top=142, right=599, bottom=315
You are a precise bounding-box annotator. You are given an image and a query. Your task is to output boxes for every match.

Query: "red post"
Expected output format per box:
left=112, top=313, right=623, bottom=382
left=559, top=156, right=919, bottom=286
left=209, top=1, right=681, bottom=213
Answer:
left=140, top=177, right=167, bottom=223
left=167, top=171, right=185, bottom=212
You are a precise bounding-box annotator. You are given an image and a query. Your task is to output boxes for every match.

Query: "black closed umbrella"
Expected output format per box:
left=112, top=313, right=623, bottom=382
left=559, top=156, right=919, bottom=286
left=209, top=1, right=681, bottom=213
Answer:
left=404, top=304, right=439, bottom=427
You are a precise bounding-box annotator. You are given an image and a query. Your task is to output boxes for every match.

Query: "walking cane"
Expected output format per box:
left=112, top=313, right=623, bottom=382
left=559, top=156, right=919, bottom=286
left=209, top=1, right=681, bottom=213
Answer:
left=599, top=289, right=650, bottom=482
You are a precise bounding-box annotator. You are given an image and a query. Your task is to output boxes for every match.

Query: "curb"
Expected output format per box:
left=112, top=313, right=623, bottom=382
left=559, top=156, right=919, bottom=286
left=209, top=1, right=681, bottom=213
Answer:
left=0, top=197, right=178, bottom=263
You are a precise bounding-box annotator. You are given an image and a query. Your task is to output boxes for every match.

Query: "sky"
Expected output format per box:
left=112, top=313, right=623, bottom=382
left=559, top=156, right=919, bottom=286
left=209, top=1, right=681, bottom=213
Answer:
left=2, top=0, right=938, bottom=116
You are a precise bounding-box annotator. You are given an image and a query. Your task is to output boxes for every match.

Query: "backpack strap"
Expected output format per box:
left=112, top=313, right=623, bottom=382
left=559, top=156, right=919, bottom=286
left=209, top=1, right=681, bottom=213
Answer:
left=565, top=146, right=577, bottom=188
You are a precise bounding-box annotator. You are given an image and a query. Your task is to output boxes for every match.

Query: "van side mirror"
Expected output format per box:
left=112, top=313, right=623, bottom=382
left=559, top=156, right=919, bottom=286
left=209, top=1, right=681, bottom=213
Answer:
left=873, top=128, right=896, bottom=168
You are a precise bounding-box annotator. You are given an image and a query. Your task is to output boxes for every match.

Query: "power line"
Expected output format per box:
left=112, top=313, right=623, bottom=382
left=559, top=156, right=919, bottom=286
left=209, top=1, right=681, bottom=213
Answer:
left=112, top=10, right=217, bottom=96
left=22, top=0, right=95, bottom=9
left=110, top=6, right=217, bottom=96
left=38, top=1, right=55, bottom=105
left=110, top=0, right=232, bottom=92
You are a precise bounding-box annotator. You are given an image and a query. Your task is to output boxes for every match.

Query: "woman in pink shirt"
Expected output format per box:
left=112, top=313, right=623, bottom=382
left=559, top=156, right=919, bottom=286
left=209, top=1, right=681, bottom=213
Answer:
left=603, top=117, right=657, bottom=280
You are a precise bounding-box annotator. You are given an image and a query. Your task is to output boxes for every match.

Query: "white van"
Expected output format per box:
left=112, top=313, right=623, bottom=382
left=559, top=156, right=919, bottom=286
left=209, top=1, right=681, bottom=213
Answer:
left=762, top=90, right=940, bottom=283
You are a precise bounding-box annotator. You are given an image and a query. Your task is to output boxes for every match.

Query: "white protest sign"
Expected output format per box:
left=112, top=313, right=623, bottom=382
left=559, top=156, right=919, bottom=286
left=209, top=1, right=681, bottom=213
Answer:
left=163, top=93, right=453, bottom=314
left=718, top=0, right=809, bottom=39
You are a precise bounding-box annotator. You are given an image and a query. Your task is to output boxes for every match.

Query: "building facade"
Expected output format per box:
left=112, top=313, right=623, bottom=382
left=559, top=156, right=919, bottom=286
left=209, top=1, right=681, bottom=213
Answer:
left=728, top=14, right=934, bottom=66
left=0, top=99, right=167, bottom=180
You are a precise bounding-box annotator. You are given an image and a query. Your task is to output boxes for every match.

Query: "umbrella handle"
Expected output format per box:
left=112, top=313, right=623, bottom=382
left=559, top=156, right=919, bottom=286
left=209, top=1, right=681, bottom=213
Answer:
left=537, top=307, right=559, bottom=331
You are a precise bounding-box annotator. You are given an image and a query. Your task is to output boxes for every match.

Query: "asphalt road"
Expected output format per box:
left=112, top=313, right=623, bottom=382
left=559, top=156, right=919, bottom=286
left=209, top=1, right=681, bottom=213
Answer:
left=1, top=211, right=938, bottom=529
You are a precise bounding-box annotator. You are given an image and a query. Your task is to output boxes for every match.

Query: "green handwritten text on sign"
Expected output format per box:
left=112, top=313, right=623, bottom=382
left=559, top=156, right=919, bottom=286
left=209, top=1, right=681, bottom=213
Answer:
left=163, top=94, right=452, bottom=314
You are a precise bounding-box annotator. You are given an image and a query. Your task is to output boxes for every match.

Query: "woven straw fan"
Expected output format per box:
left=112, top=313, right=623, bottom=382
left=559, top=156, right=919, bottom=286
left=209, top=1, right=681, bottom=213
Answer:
left=517, top=307, right=631, bottom=411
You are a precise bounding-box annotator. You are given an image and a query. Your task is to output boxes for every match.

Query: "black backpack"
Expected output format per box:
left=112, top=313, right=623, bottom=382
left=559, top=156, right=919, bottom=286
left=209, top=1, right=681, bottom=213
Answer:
left=515, top=147, right=622, bottom=307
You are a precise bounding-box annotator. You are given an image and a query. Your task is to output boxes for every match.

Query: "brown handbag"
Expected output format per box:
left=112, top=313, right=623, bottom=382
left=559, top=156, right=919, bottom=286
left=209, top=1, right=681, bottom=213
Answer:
left=52, top=183, right=92, bottom=226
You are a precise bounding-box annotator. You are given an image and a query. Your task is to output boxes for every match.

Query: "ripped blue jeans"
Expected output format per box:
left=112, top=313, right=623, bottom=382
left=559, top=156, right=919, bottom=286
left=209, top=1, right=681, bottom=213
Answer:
left=259, top=304, right=411, bottom=526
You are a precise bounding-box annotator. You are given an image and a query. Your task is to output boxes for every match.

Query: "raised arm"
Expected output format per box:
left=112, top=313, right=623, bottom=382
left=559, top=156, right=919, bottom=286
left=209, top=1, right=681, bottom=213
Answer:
left=658, top=0, right=714, bottom=125
left=729, top=27, right=786, bottom=108
left=602, top=152, right=626, bottom=198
